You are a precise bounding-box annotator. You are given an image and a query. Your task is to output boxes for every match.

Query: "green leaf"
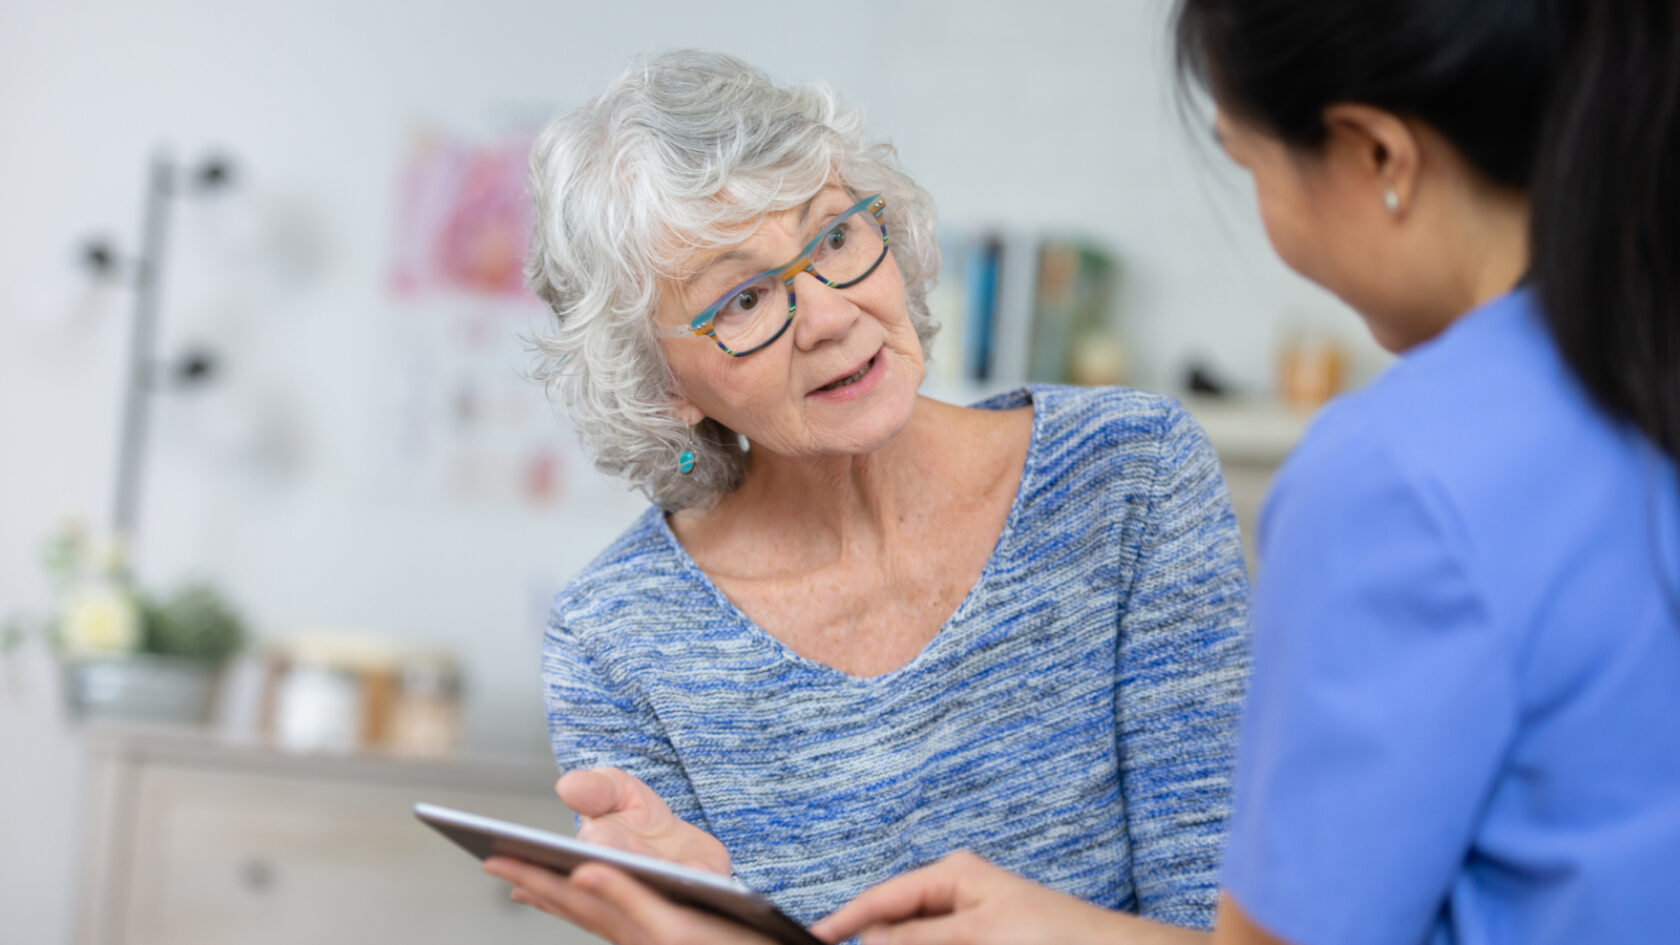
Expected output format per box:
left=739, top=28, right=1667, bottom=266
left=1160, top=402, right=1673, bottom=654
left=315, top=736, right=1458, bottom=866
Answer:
left=143, top=583, right=247, bottom=662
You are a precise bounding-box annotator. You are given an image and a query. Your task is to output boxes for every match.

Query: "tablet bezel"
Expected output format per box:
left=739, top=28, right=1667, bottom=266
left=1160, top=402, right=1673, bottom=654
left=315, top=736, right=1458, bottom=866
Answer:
left=413, top=802, right=823, bottom=945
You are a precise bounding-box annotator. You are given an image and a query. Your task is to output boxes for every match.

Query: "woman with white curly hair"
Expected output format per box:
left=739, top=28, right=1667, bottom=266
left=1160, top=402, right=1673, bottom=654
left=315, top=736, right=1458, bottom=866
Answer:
left=485, top=49, right=1249, bottom=944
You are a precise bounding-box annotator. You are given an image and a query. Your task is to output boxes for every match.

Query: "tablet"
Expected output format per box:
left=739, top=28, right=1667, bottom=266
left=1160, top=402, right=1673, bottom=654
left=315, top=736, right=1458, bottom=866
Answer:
left=414, top=802, right=824, bottom=945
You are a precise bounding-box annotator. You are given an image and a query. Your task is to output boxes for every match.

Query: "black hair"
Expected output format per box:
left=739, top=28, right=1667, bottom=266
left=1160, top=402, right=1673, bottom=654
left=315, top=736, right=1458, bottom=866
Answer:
left=1530, top=0, right=1680, bottom=459
left=1173, top=0, right=1680, bottom=460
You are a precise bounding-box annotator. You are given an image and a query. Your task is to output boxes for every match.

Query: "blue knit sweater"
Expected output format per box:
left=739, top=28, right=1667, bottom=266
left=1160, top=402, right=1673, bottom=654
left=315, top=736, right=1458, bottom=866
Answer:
left=543, top=385, right=1251, bottom=928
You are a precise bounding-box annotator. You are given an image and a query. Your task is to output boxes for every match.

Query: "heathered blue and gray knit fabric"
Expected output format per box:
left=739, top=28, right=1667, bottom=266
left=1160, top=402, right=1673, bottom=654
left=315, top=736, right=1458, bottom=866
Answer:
left=543, top=385, right=1251, bottom=929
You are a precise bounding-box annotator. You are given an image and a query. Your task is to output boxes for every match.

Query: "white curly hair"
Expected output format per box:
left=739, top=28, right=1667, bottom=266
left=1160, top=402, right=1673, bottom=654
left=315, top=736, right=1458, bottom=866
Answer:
left=525, top=49, right=941, bottom=511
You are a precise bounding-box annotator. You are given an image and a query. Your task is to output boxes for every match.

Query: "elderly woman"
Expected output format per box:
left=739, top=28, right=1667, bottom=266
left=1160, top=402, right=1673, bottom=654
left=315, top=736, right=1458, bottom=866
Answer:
left=486, top=50, right=1248, bottom=941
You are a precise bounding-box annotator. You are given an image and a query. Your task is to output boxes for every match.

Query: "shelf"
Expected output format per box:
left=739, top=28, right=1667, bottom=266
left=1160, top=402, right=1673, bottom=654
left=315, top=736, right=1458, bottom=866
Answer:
left=1178, top=395, right=1316, bottom=466
left=80, top=722, right=556, bottom=793
left=924, top=381, right=1315, bottom=467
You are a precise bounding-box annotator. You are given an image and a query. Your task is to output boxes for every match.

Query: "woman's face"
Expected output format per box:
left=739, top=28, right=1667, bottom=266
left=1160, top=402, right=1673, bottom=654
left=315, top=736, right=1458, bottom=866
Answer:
left=656, top=184, right=925, bottom=458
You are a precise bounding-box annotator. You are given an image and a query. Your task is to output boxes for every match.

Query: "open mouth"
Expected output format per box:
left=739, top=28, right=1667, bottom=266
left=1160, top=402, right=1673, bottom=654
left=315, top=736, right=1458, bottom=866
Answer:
left=816, top=354, right=878, bottom=393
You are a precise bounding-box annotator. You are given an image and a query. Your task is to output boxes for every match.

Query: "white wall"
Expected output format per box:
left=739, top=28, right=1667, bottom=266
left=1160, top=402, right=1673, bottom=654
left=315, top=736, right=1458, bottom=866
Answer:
left=0, top=1, right=1384, bottom=941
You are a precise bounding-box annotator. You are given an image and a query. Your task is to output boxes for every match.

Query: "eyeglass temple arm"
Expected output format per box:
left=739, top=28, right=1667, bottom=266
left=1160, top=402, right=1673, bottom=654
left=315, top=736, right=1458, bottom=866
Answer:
left=656, top=322, right=710, bottom=338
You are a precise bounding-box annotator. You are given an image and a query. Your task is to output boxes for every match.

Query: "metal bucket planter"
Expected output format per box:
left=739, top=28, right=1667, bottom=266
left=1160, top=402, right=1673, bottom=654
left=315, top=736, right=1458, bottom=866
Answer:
left=63, top=653, right=222, bottom=725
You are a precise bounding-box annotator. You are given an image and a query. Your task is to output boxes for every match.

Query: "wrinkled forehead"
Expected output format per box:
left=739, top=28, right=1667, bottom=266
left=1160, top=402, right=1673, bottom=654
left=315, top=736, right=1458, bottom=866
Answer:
left=650, top=177, right=851, bottom=282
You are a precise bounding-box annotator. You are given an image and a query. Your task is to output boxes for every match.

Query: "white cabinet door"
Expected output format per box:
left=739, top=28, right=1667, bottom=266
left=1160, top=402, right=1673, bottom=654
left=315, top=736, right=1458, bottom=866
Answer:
left=121, top=762, right=600, bottom=945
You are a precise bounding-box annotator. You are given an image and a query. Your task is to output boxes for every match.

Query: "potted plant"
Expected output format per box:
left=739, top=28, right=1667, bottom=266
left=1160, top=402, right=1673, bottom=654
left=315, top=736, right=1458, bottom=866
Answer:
left=6, top=518, right=249, bottom=725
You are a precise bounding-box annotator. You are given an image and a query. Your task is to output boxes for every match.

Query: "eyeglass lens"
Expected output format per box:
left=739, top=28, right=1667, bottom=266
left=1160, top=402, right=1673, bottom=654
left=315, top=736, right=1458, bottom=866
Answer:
left=709, top=205, right=886, bottom=353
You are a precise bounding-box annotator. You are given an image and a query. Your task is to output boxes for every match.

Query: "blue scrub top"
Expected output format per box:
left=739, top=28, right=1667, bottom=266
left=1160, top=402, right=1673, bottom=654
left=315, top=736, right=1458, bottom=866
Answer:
left=1222, top=288, right=1680, bottom=945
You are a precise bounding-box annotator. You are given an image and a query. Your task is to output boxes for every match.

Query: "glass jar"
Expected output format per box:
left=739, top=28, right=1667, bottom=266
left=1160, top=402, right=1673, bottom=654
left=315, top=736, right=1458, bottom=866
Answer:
left=385, top=652, right=462, bottom=758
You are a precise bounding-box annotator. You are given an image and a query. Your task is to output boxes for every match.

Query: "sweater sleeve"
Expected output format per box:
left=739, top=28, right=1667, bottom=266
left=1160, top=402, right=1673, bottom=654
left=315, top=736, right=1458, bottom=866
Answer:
left=543, top=604, right=709, bottom=830
left=1115, top=400, right=1252, bottom=929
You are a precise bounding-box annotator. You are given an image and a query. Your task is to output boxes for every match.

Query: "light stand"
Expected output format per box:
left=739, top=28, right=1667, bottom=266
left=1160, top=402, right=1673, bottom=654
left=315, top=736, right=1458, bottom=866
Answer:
left=82, top=151, right=235, bottom=554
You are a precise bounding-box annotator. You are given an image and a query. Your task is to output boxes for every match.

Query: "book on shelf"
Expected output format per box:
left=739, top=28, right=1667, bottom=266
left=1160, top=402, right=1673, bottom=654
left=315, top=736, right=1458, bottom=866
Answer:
left=960, top=236, right=1002, bottom=383
left=1030, top=239, right=1122, bottom=386
left=930, top=230, right=1122, bottom=395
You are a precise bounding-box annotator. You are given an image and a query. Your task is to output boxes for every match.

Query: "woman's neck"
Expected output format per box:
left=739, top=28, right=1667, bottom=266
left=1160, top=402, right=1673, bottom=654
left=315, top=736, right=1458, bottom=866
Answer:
left=749, top=396, right=944, bottom=525
left=1457, top=185, right=1531, bottom=313
left=675, top=397, right=983, bottom=573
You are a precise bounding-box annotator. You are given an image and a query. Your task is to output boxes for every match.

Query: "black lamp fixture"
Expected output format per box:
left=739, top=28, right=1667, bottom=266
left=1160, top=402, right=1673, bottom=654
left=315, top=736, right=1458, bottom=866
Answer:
left=81, top=151, right=237, bottom=555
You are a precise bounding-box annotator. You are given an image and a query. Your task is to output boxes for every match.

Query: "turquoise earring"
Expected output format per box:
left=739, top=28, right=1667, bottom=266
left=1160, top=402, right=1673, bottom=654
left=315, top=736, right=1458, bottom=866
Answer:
left=678, top=425, right=696, bottom=475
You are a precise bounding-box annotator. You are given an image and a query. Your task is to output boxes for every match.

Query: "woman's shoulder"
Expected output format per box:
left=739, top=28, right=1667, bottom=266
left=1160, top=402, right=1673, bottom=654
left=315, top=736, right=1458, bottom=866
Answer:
left=1280, top=290, right=1607, bottom=517
left=976, top=382, right=1183, bottom=420
left=551, top=505, right=688, bottom=632
left=1002, top=384, right=1211, bottom=479
left=959, top=385, right=1224, bottom=552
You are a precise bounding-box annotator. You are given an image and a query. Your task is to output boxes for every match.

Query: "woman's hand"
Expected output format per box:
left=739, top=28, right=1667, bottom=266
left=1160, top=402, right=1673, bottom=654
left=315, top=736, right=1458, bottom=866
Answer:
left=812, top=852, right=1206, bottom=945
left=483, top=857, right=773, bottom=945
left=482, top=767, right=741, bottom=944
left=558, top=766, right=732, bottom=875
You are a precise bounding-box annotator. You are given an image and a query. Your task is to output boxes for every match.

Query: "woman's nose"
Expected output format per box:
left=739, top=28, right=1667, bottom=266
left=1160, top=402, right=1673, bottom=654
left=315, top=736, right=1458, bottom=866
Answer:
left=789, top=270, right=858, bottom=348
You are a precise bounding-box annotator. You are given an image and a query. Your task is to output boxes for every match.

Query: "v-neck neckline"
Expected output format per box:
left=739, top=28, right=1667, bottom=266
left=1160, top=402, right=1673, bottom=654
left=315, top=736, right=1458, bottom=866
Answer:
left=654, top=387, right=1046, bottom=685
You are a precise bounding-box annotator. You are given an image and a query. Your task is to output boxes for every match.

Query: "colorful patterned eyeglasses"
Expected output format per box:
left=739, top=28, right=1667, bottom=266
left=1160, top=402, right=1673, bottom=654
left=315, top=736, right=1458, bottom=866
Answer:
left=656, top=194, right=889, bottom=357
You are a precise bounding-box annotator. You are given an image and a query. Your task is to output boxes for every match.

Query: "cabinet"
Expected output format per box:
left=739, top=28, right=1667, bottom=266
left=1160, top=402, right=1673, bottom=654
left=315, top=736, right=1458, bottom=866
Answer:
left=76, top=727, right=600, bottom=945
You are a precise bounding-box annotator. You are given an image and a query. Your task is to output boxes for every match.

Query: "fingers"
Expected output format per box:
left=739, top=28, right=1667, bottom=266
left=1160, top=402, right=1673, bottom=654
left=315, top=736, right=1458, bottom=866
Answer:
left=571, top=862, right=774, bottom=945
left=486, top=855, right=769, bottom=945
left=561, top=766, right=660, bottom=855
left=483, top=857, right=638, bottom=942
left=558, top=767, right=631, bottom=818
left=811, top=859, right=966, bottom=943
left=556, top=768, right=732, bottom=875
left=855, top=914, right=977, bottom=945
left=577, top=816, right=642, bottom=852
left=571, top=863, right=684, bottom=934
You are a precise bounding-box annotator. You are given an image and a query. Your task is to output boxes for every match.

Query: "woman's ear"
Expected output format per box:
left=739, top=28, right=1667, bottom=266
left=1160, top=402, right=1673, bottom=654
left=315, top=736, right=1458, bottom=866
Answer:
left=667, top=394, right=705, bottom=428
left=1322, top=103, right=1422, bottom=216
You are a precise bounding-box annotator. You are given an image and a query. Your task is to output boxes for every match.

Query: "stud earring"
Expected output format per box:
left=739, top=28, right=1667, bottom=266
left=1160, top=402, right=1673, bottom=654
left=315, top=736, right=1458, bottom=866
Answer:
left=1383, top=188, right=1400, bottom=214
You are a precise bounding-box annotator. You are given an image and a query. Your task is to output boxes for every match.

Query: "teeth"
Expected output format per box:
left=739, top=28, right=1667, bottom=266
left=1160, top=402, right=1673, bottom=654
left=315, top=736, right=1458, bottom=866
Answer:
left=821, top=358, right=872, bottom=391
left=839, top=365, right=867, bottom=385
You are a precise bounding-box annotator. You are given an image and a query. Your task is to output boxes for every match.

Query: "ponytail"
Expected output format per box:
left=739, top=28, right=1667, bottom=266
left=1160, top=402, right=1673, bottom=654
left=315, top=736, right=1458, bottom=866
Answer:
left=1531, top=0, right=1680, bottom=459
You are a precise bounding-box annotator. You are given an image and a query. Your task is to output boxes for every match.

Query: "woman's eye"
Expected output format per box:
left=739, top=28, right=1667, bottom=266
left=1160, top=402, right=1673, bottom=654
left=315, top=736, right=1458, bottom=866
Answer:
left=825, top=227, right=849, bottom=250
left=730, top=288, right=760, bottom=312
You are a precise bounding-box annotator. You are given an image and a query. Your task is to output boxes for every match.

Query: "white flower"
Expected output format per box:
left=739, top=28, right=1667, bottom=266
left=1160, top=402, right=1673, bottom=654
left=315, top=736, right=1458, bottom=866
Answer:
left=60, top=584, right=141, bottom=656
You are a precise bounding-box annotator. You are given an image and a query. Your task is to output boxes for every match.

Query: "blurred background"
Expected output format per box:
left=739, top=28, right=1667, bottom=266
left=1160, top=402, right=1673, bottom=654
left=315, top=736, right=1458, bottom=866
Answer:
left=0, top=0, right=1387, bottom=942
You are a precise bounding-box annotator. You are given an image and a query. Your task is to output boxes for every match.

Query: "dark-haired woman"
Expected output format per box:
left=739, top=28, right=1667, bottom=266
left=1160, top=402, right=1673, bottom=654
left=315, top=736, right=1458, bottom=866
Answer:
left=506, top=1, right=1679, bottom=944
left=807, top=1, right=1680, bottom=943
